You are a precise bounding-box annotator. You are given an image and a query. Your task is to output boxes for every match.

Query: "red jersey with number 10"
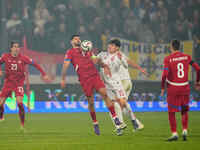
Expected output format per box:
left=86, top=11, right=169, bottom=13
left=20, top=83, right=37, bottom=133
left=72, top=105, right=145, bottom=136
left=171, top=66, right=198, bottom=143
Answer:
left=162, top=51, right=200, bottom=95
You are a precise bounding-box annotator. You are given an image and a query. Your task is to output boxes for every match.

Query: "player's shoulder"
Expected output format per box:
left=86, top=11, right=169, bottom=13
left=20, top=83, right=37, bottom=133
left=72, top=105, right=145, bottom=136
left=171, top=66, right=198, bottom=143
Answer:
left=97, top=51, right=107, bottom=57
left=65, top=48, right=75, bottom=54
left=19, top=54, right=30, bottom=59
left=19, top=54, right=32, bottom=61
left=176, top=52, right=191, bottom=60
left=164, top=54, right=171, bottom=61
left=182, top=53, right=191, bottom=58
left=1, top=53, right=9, bottom=57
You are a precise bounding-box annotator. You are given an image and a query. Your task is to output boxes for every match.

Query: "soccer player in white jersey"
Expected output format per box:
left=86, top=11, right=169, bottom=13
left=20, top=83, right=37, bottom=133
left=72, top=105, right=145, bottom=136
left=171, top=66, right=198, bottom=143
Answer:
left=114, top=39, right=148, bottom=130
left=94, top=39, right=142, bottom=132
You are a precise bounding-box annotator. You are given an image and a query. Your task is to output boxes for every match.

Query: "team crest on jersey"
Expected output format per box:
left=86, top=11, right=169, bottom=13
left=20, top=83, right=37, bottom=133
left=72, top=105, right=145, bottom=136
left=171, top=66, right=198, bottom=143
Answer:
left=18, top=60, right=22, bottom=63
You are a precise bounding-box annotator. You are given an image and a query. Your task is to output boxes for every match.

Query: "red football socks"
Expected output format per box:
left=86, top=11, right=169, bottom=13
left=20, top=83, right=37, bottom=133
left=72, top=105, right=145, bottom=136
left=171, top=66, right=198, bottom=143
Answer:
left=18, top=103, right=25, bottom=127
left=0, top=105, right=4, bottom=119
left=168, top=112, right=177, bottom=133
left=90, top=111, right=97, bottom=123
left=181, top=111, right=188, bottom=130
left=108, top=106, right=117, bottom=118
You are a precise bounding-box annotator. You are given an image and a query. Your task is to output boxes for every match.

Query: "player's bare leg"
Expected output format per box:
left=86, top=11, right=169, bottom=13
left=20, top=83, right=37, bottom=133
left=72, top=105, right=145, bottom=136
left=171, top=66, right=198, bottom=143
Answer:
left=98, top=88, right=123, bottom=135
left=167, top=112, right=178, bottom=141
left=87, top=95, right=100, bottom=135
left=0, top=97, right=6, bottom=121
left=16, top=96, right=25, bottom=129
left=181, top=105, right=189, bottom=141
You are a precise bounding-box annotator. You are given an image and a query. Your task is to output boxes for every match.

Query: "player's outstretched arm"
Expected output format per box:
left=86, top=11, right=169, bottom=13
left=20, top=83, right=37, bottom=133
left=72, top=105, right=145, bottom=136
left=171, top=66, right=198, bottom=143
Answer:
left=126, top=58, right=148, bottom=76
left=32, top=63, right=51, bottom=82
left=61, top=61, right=70, bottom=88
left=91, top=55, right=111, bottom=77
left=161, top=58, right=169, bottom=96
left=190, top=60, right=200, bottom=90
left=90, top=55, right=99, bottom=64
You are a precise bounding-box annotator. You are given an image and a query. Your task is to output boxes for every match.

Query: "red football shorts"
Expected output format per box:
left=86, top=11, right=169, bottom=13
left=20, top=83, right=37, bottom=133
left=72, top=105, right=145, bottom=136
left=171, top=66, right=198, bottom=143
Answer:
left=0, top=82, right=24, bottom=98
left=80, top=75, right=105, bottom=97
left=167, top=95, right=190, bottom=112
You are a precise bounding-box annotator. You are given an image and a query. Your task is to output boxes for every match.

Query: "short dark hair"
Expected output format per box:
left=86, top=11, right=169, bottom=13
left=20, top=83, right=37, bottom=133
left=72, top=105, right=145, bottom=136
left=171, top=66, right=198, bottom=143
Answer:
left=171, top=39, right=180, bottom=50
left=10, top=40, right=20, bottom=48
left=108, top=39, right=121, bottom=47
left=71, top=34, right=80, bottom=40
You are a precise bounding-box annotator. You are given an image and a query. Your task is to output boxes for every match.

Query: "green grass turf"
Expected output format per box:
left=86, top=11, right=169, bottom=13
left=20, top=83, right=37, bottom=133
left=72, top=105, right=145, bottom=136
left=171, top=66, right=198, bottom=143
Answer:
left=0, top=112, right=200, bottom=150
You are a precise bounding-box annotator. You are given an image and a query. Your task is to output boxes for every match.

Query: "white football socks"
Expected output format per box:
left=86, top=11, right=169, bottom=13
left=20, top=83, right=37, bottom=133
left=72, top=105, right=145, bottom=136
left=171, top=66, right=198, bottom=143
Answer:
left=124, top=102, right=136, bottom=120
left=109, top=102, right=124, bottom=127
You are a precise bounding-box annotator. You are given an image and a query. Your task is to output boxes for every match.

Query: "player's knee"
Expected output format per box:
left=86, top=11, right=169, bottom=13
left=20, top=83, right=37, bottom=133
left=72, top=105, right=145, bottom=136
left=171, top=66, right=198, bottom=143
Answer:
left=181, top=105, right=189, bottom=112
left=99, top=90, right=108, bottom=100
left=120, top=99, right=126, bottom=108
left=88, top=102, right=94, bottom=110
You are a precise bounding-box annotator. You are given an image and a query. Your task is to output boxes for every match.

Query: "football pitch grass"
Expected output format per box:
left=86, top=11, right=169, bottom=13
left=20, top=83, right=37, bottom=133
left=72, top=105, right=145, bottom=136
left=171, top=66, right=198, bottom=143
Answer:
left=0, top=112, right=200, bottom=150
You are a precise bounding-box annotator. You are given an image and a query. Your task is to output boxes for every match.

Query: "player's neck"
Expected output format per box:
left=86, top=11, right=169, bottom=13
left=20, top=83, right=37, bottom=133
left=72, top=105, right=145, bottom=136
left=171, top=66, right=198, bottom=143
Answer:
left=73, top=46, right=80, bottom=49
left=10, top=52, right=18, bottom=57
left=171, top=50, right=179, bottom=54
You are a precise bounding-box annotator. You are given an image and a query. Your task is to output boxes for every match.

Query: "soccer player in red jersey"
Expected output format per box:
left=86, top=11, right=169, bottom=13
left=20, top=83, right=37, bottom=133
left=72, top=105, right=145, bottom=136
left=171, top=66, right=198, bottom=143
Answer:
left=61, top=35, right=122, bottom=135
left=161, top=39, right=200, bottom=141
left=0, top=41, right=50, bottom=129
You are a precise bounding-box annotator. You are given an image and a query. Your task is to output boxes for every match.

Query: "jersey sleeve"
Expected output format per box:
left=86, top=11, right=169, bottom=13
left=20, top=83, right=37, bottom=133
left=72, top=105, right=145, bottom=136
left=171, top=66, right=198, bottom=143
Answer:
left=161, top=57, right=169, bottom=89
left=188, top=55, right=200, bottom=82
left=64, top=50, right=72, bottom=63
left=97, top=52, right=103, bottom=59
left=23, top=55, right=34, bottom=65
left=120, top=52, right=128, bottom=68
left=23, top=55, right=46, bottom=76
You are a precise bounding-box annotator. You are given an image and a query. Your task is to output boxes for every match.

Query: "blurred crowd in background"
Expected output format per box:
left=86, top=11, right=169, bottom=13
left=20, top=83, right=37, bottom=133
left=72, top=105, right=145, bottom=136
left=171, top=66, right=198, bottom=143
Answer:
left=0, top=0, right=199, bottom=57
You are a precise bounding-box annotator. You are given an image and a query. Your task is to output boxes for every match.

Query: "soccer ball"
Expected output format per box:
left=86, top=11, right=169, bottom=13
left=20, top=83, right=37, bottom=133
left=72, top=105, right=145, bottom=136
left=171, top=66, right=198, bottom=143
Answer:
left=81, top=40, right=93, bottom=51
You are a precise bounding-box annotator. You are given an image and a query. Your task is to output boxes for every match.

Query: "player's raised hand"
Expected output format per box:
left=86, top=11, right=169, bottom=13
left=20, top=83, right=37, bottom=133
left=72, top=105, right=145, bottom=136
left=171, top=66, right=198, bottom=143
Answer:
left=60, top=79, right=66, bottom=89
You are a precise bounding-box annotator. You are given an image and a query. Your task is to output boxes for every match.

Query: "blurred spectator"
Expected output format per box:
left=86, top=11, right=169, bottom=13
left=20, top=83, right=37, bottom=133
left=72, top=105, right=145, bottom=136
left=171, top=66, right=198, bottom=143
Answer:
left=131, top=0, right=145, bottom=20
left=32, top=27, right=50, bottom=52
left=192, top=10, right=200, bottom=40
left=155, top=23, right=170, bottom=43
left=34, top=0, right=51, bottom=34
left=1, top=0, right=199, bottom=54
left=78, top=25, right=90, bottom=40
left=80, top=0, right=98, bottom=24
left=54, top=23, right=69, bottom=53
left=6, top=12, right=24, bottom=42
left=6, top=13, right=22, bottom=30
left=171, top=22, right=188, bottom=40
left=142, top=0, right=157, bottom=24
